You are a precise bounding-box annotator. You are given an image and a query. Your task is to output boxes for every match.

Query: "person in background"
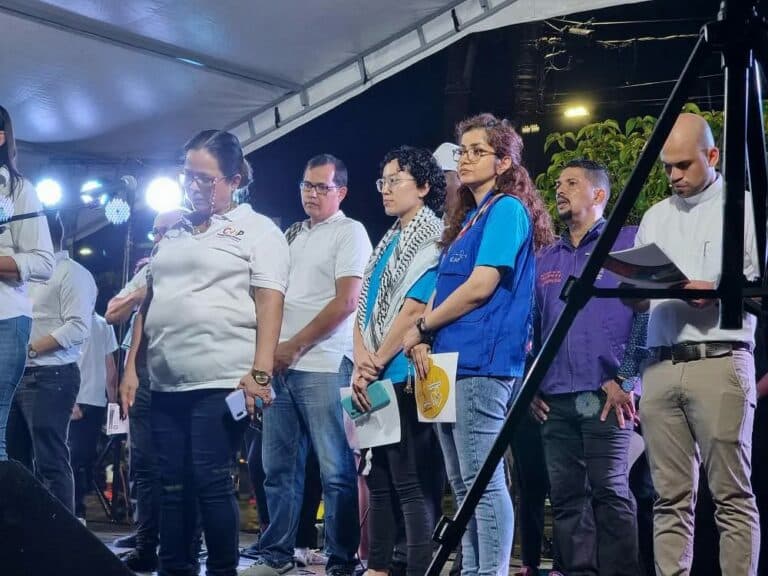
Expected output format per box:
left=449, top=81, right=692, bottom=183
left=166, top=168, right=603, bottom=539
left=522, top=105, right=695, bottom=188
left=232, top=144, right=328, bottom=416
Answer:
left=108, top=209, right=188, bottom=573
left=433, top=142, right=462, bottom=219
left=121, top=130, right=289, bottom=576
left=405, top=113, right=554, bottom=576
left=0, top=104, right=54, bottom=462
left=8, top=213, right=97, bottom=513
left=244, top=154, right=370, bottom=576
left=70, top=311, right=118, bottom=522
left=352, top=146, right=444, bottom=576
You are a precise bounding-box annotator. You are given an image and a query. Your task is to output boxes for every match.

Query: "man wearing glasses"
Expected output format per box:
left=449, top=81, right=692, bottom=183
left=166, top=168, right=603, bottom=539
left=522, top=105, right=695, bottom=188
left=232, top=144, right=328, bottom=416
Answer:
left=245, top=154, right=372, bottom=576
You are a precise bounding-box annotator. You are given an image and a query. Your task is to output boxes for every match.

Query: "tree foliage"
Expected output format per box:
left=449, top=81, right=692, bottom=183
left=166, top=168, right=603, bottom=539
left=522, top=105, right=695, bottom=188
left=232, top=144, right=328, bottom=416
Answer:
left=533, top=102, right=739, bottom=226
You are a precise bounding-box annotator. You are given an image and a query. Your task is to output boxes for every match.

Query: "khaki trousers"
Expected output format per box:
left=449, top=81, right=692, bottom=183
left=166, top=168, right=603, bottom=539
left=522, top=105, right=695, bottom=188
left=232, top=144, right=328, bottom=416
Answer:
left=640, top=350, right=760, bottom=576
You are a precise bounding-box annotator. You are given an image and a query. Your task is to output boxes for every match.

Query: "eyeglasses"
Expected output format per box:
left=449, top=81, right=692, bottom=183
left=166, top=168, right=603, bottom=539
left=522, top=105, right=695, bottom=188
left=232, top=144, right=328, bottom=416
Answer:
left=299, top=181, right=338, bottom=196
left=179, top=170, right=228, bottom=190
left=375, top=175, right=416, bottom=193
left=452, top=147, right=499, bottom=163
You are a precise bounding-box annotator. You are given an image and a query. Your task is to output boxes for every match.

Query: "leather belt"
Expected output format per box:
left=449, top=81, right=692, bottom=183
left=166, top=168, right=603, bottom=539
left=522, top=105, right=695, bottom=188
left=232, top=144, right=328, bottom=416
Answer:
left=653, top=341, right=751, bottom=364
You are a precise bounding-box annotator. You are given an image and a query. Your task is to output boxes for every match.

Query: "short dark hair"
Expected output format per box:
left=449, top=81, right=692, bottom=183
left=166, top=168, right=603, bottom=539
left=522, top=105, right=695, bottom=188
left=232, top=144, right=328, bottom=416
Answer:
left=184, top=130, right=252, bottom=186
left=381, top=146, right=446, bottom=212
left=564, top=158, right=611, bottom=199
left=305, top=154, right=348, bottom=188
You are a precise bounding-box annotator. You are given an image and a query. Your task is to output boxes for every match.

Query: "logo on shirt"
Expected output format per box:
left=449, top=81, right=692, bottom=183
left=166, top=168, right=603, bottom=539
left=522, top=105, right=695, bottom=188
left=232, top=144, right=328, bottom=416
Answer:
left=217, top=227, right=246, bottom=241
left=448, top=249, right=468, bottom=263
left=538, top=270, right=562, bottom=286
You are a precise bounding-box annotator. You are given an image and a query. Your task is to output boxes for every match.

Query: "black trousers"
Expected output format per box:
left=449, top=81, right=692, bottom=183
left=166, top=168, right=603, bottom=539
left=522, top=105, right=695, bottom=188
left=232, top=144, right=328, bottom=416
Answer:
left=69, top=403, right=106, bottom=517
left=365, top=384, right=436, bottom=576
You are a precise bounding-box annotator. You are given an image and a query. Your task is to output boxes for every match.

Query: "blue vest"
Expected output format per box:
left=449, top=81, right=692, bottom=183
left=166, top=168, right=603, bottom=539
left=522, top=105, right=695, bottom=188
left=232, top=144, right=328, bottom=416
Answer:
left=433, top=195, right=535, bottom=378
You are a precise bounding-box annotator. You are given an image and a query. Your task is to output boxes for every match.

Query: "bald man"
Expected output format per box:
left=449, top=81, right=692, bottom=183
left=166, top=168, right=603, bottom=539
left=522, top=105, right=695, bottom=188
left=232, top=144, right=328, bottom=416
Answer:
left=634, top=113, right=760, bottom=575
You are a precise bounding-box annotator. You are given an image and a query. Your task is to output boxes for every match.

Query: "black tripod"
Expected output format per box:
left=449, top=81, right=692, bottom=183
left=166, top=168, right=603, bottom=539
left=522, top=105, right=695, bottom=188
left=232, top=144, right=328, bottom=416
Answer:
left=426, top=1, right=768, bottom=574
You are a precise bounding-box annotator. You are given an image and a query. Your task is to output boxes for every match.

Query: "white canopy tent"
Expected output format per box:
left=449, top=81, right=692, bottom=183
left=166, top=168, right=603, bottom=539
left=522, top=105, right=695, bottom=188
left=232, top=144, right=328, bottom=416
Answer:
left=1, top=0, right=645, bottom=162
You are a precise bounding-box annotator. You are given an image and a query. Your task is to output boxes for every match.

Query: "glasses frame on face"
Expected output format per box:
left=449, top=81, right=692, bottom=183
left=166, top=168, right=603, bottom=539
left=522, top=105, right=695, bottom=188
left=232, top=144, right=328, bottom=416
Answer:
left=375, top=173, right=417, bottom=194
left=453, top=146, right=499, bottom=164
left=299, top=181, right=339, bottom=196
left=179, top=169, right=230, bottom=191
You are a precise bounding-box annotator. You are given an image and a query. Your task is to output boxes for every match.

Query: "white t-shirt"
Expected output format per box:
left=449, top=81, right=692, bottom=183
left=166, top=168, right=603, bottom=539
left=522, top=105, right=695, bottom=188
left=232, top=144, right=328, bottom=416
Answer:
left=0, top=176, right=54, bottom=320
left=281, top=211, right=372, bottom=372
left=77, top=314, right=118, bottom=407
left=635, top=175, right=759, bottom=347
left=144, top=204, right=289, bottom=392
left=28, top=252, right=98, bottom=366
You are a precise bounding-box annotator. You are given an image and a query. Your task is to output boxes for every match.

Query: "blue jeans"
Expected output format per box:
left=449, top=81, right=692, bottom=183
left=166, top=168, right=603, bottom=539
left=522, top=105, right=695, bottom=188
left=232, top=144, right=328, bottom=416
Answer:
left=152, top=389, right=247, bottom=576
left=0, top=316, right=31, bottom=460
left=258, top=358, right=359, bottom=568
left=436, top=376, right=517, bottom=576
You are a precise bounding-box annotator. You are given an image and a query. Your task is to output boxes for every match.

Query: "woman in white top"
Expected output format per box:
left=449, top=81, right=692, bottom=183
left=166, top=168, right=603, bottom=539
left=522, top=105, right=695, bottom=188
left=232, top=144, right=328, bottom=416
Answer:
left=121, top=130, right=289, bottom=576
left=0, top=105, right=54, bottom=460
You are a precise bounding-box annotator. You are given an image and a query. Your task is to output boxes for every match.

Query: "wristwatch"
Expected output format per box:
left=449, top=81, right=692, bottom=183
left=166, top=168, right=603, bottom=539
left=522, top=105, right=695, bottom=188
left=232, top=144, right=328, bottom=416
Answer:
left=250, top=369, right=272, bottom=386
left=615, top=375, right=634, bottom=393
left=27, top=345, right=38, bottom=359
left=416, top=317, right=435, bottom=346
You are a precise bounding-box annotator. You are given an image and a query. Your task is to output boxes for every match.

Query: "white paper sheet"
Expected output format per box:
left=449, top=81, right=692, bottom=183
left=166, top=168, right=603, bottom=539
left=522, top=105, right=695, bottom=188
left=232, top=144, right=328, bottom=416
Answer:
left=340, top=379, right=401, bottom=449
left=415, top=352, right=458, bottom=423
left=602, top=243, right=688, bottom=288
left=106, top=403, right=129, bottom=435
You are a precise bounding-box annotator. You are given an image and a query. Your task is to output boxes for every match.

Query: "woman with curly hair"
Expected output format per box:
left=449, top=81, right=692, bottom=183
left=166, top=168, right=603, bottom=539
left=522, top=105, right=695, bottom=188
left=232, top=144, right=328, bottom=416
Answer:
left=352, top=146, right=445, bottom=576
left=404, top=113, right=554, bottom=576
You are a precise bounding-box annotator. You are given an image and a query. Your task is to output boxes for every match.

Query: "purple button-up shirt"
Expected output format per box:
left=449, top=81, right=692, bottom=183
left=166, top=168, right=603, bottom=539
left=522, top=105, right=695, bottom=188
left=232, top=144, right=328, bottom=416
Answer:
left=534, top=220, right=637, bottom=396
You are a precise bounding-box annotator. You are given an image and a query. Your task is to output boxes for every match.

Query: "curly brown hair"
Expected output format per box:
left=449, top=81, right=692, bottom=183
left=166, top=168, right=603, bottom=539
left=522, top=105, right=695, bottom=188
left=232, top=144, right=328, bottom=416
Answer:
left=440, top=113, right=555, bottom=251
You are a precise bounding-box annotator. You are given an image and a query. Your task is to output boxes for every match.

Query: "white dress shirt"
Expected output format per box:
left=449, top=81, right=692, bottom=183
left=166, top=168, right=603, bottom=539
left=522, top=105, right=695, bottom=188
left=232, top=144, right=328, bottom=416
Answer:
left=0, top=176, right=54, bottom=320
left=77, top=313, right=118, bottom=407
left=144, top=204, right=290, bottom=392
left=27, top=251, right=98, bottom=366
left=281, top=211, right=372, bottom=372
left=635, top=175, right=759, bottom=347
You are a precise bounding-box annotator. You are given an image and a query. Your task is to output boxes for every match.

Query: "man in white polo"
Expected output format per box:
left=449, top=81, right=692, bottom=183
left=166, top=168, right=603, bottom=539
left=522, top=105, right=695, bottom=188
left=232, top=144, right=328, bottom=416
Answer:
left=246, top=154, right=372, bottom=576
left=635, top=113, right=760, bottom=575
left=8, top=213, right=97, bottom=513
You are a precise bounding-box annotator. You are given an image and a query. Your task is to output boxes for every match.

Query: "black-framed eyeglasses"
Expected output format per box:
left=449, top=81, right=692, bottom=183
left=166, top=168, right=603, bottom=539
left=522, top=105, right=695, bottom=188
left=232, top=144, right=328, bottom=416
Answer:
left=299, top=181, right=339, bottom=196
left=375, top=175, right=416, bottom=193
left=452, top=147, right=499, bottom=163
left=179, top=170, right=229, bottom=191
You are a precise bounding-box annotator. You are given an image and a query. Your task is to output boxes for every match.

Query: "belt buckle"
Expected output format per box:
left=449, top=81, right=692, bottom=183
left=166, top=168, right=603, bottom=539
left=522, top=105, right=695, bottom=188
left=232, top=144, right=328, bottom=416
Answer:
left=672, top=343, right=702, bottom=364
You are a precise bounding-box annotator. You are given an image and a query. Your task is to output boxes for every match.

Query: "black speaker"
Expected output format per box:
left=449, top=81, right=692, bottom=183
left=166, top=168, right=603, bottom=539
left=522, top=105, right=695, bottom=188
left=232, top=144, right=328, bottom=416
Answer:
left=0, top=460, right=133, bottom=576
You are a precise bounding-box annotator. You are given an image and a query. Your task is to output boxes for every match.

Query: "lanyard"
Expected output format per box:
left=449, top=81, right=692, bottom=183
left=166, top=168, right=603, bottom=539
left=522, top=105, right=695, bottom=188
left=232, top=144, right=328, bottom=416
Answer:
left=455, top=192, right=503, bottom=242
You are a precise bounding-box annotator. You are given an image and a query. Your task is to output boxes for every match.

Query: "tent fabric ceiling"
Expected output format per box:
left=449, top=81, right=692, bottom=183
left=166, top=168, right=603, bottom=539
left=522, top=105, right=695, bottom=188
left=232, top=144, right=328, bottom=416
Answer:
left=0, top=0, right=643, bottom=161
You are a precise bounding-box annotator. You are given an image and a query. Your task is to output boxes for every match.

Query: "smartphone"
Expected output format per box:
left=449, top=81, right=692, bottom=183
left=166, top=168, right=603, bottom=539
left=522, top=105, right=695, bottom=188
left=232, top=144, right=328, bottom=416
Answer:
left=225, top=389, right=248, bottom=421
left=342, top=380, right=391, bottom=420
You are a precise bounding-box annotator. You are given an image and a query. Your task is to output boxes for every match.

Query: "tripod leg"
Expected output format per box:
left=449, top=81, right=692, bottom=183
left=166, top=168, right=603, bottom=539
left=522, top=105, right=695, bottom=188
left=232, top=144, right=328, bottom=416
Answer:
left=425, top=33, right=709, bottom=576
left=748, top=59, right=768, bottom=280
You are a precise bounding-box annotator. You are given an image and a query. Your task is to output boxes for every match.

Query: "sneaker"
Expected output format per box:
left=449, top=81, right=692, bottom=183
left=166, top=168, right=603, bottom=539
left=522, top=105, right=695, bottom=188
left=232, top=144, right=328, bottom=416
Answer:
left=121, top=549, right=159, bottom=572
left=294, top=548, right=329, bottom=567
left=240, top=558, right=294, bottom=576
left=113, top=532, right=137, bottom=549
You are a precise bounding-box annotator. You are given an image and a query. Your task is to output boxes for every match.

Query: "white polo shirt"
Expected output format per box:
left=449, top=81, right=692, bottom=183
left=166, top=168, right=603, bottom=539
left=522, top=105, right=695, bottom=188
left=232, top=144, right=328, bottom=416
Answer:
left=144, top=204, right=290, bottom=392
left=77, top=313, right=118, bottom=407
left=27, top=251, right=98, bottom=366
left=0, top=177, right=54, bottom=320
left=635, top=175, right=759, bottom=347
left=281, top=211, right=372, bottom=372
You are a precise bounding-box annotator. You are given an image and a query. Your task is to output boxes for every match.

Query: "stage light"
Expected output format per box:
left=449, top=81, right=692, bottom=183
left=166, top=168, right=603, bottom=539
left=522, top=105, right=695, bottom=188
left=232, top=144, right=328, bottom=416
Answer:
left=80, top=180, right=101, bottom=205
left=105, top=197, right=131, bottom=225
left=147, top=231, right=155, bottom=242
left=36, top=179, right=63, bottom=207
left=78, top=246, right=93, bottom=256
left=145, top=177, right=183, bottom=213
left=564, top=105, right=589, bottom=118
left=99, top=193, right=109, bottom=206
left=521, top=123, right=541, bottom=134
